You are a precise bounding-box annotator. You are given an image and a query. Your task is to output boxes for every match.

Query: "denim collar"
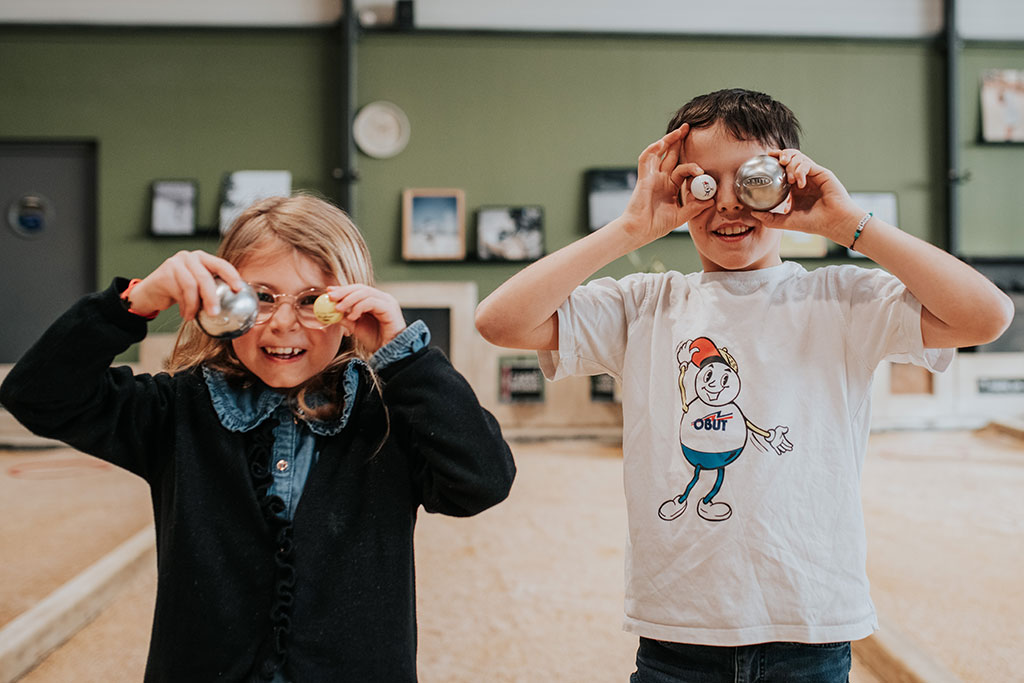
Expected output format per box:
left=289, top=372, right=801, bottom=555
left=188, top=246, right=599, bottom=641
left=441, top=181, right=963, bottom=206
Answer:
left=202, top=361, right=363, bottom=437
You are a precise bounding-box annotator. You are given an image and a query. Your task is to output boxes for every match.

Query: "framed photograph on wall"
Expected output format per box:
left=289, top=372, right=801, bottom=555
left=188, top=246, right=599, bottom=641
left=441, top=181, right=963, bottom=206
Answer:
left=476, top=205, right=544, bottom=261
left=218, top=170, right=292, bottom=234
left=779, top=232, right=829, bottom=258
left=402, top=188, right=466, bottom=261
left=498, top=355, right=545, bottom=403
left=585, top=168, right=635, bottom=232
left=980, top=69, right=1024, bottom=143
left=585, top=168, right=688, bottom=233
left=150, top=179, right=198, bottom=236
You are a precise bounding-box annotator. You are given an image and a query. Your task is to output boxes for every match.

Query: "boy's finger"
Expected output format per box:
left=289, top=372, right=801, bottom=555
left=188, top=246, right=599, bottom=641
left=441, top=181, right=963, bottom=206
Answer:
left=670, top=163, right=704, bottom=185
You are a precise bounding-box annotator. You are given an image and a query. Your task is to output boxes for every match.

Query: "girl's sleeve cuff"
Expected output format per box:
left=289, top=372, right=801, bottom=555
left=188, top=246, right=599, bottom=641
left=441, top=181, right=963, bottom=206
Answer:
left=369, top=319, right=431, bottom=371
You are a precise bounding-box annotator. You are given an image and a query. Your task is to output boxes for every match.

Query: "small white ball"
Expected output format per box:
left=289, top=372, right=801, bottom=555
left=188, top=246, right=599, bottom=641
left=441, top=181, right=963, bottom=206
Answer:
left=690, top=174, right=717, bottom=201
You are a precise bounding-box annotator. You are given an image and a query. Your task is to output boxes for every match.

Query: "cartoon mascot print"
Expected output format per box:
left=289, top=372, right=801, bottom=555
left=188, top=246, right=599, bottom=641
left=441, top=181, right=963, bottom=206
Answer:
left=658, top=337, right=793, bottom=523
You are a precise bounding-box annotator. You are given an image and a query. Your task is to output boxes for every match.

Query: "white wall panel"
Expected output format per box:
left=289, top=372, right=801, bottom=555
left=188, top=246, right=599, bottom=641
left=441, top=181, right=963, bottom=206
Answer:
left=1, top=0, right=1021, bottom=42
left=957, top=0, right=1024, bottom=41
left=415, top=0, right=943, bottom=38
left=0, top=0, right=343, bottom=26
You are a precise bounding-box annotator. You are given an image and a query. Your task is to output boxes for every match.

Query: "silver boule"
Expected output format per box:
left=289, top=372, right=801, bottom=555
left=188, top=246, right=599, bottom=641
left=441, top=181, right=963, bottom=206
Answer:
left=196, top=279, right=258, bottom=339
left=734, top=155, right=790, bottom=211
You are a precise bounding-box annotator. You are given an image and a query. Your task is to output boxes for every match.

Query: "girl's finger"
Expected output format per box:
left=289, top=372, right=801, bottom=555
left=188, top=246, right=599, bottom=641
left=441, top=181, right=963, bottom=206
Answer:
left=181, top=253, right=222, bottom=316
left=198, top=252, right=245, bottom=292
left=170, top=264, right=201, bottom=320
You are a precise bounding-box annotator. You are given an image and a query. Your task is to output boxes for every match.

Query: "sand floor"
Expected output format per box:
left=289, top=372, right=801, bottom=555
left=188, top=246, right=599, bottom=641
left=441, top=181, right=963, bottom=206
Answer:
left=4, top=429, right=1022, bottom=682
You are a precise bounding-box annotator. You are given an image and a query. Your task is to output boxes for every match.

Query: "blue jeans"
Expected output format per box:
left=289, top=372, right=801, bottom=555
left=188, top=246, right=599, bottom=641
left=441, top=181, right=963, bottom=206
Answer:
left=630, top=637, right=851, bottom=683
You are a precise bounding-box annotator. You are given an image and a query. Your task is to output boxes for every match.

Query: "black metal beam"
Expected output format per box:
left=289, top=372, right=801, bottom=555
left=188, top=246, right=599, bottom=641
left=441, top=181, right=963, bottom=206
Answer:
left=336, top=0, right=359, bottom=215
left=944, top=0, right=963, bottom=255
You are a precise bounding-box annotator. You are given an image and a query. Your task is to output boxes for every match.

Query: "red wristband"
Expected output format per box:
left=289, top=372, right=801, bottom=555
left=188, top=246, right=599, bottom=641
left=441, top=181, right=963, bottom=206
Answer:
left=120, top=278, right=158, bottom=320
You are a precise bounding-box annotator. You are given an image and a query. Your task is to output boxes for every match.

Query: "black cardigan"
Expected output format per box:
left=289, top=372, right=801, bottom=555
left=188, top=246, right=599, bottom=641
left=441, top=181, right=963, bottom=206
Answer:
left=0, top=281, right=516, bottom=682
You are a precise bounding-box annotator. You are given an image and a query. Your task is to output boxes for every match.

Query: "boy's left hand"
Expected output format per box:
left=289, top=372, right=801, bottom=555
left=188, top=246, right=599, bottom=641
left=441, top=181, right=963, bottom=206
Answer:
left=752, top=150, right=864, bottom=245
left=323, top=284, right=407, bottom=353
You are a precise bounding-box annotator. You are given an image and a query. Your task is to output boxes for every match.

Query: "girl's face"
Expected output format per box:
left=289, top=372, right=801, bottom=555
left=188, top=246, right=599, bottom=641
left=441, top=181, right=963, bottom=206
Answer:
left=682, top=122, right=784, bottom=272
left=231, top=240, right=345, bottom=389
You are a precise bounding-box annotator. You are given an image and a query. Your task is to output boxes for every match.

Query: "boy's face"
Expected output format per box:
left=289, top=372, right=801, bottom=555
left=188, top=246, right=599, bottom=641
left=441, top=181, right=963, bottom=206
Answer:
left=681, top=122, right=784, bottom=272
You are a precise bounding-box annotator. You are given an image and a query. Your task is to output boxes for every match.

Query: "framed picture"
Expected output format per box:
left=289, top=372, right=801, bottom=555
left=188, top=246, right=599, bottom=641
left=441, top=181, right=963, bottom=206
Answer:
left=402, top=188, right=466, bottom=261
left=585, top=168, right=635, bottom=232
left=585, top=168, right=687, bottom=233
left=779, top=232, right=829, bottom=258
left=590, top=374, right=620, bottom=403
left=498, top=355, right=545, bottom=403
left=219, top=170, right=292, bottom=234
left=980, top=69, right=1024, bottom=143
left=476, top=205, right=544, bottom=261
left=150, top=179, right=198, bottom=236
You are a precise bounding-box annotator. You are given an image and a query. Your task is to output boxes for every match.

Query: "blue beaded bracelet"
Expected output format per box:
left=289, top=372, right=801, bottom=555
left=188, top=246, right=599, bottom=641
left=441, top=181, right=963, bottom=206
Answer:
left=849, top=212, right=872, bottom=251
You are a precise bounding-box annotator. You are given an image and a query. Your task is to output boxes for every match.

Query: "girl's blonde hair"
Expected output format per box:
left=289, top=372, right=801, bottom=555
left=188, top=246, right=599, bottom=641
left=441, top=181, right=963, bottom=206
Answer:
left=167, top=192, right=376, bottom=420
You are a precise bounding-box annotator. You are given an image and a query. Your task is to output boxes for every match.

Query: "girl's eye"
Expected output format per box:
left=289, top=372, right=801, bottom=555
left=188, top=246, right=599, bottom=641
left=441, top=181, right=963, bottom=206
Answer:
left=256, top=291, right=275, bottom=304
left=299, top=294, right=319, bottom=307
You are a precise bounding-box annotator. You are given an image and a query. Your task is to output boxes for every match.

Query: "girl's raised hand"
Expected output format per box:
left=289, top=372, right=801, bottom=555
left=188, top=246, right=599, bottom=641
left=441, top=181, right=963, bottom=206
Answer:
left=127, top=250, right=245, bottom=320
left=621, top=124, right=715, bottom=245
left=323, top=284, right=407, bottom=353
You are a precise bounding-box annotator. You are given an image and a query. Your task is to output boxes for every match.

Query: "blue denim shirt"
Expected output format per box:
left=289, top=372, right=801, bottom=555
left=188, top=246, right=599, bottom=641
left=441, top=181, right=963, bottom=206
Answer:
left=204, top=320, right=430, bottom=522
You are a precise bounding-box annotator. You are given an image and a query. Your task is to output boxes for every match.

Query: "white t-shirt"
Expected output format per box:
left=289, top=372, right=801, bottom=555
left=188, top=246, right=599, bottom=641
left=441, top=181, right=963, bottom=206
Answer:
left=538, top=261, right=953, bottom=646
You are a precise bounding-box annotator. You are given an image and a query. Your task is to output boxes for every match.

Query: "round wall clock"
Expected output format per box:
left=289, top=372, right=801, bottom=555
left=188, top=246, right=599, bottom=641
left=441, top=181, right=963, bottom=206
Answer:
left=352, top=101, right=411, bottom=159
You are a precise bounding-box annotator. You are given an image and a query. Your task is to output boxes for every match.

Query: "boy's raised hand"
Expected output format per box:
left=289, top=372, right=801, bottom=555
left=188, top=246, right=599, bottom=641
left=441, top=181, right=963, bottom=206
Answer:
left=622, top=125, right=714, bottom=245
left=752, top=150, right=864, bottom=246
left=127, top=250, right=245, bottom=320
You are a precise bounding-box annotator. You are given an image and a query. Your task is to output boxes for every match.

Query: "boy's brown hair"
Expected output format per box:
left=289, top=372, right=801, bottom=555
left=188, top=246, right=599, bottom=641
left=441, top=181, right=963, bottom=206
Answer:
left=666, top=88, right=802, bottom=150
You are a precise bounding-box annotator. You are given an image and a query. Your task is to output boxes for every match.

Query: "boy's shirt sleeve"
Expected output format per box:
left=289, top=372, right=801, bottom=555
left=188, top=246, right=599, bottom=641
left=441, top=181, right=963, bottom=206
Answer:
left=834, top=265, right=954, bottom=373
left=538, top=273, right=651, bottom=381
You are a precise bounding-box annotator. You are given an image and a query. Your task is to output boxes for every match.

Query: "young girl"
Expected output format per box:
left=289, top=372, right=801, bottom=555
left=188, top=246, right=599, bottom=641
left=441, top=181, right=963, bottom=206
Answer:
left=0, top=193, right=516, bottom=682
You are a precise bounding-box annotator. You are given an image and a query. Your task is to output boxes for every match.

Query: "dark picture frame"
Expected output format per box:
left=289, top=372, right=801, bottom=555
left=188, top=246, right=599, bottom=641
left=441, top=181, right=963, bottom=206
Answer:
left=585, top=168, right=688, bottom=233
left=476, top=205, right=544, bottom=261
left=498, top=355, right=545, bottom=403
left=150, top=179, right=198, bottom=236
left=585, top=168, right=636, bottom=232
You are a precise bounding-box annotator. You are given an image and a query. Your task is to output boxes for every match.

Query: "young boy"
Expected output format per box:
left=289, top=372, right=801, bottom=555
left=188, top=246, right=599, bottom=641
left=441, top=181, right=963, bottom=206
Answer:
left=475, top=88, right=1013, bottom=682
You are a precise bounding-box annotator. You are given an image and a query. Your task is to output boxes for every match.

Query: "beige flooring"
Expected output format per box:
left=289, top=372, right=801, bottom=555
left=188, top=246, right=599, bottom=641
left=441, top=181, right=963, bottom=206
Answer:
left=3, top=429, right=1021, bottom=682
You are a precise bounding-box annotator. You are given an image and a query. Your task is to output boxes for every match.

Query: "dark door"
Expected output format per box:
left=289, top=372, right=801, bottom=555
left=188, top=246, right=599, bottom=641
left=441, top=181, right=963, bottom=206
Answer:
left=0, top=141, right=96, bottom=363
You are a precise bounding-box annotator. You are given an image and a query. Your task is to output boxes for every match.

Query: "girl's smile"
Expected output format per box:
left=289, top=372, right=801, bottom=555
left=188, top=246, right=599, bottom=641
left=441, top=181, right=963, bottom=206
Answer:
left=231, top=240, right=344, bottom=389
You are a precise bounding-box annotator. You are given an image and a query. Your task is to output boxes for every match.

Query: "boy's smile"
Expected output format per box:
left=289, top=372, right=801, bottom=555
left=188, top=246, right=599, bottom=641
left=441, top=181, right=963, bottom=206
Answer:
left=682, top=123, right=784, bottom=272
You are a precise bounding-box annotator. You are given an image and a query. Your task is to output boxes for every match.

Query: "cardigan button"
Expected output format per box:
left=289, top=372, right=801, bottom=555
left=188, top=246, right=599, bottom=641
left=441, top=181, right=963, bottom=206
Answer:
left=275, top=459, right=289, bottom=472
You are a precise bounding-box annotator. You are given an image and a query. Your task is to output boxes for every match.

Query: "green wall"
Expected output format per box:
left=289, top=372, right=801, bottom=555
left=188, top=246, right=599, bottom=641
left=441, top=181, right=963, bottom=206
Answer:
left=958, top=46, right=1024, bottom=257
left=357, top=33, right=944, bottom=290
left=0, top=27, right=339, bottom=335
left=1, top=26, right=1015, bottom=320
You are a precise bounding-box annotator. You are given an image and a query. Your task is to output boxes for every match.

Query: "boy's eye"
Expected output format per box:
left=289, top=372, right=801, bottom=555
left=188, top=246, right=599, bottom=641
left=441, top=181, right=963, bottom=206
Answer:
left=256, top=291, right=275, bottom=304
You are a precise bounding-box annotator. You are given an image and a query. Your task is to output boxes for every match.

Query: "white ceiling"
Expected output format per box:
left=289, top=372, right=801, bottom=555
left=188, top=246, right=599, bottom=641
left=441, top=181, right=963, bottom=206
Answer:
left=0, top=0, right=1019, bottom=41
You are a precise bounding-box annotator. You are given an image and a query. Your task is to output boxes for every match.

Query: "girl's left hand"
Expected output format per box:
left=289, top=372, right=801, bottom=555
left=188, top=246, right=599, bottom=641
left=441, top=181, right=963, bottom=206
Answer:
left=323, top=284, right=407, bottom=353
left=752, top=149, right=864, bottom=245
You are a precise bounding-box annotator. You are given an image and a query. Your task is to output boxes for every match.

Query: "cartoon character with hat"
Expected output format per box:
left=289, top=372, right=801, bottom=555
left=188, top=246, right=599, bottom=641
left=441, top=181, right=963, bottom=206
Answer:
left=658, top=337, right=793, bottom=523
